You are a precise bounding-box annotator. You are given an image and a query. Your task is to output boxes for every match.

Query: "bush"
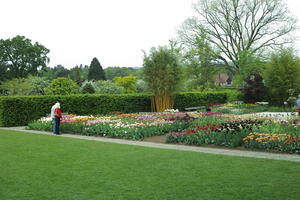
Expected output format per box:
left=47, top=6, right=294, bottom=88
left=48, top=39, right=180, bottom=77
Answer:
left=174, top=92, right=227, bottom=110
left=239, top=73, right=266, bottom=103
left=93, top=80, right=123, bottom=94
left=81, top=82, right=95, bottom=94
left=45, top=77, right=79, bottom=95
left=0, top=78, right=32, bottom=96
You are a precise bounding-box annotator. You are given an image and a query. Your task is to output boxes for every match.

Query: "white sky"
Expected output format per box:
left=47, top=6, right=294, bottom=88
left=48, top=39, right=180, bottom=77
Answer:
left=0, top=0, right=299, bottom=69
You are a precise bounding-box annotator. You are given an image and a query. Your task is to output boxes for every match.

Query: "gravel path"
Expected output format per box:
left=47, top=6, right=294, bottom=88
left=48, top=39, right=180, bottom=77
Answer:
left=1, top=126, right=300, bottom=163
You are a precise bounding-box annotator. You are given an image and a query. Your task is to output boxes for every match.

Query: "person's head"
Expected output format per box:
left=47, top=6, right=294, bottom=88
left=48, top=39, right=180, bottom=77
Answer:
left=54, top=102, right=60, bottom=108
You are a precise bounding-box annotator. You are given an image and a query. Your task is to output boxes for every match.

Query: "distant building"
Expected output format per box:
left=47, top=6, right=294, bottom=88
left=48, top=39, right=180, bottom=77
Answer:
left=213, top=73, right=232, bottom=86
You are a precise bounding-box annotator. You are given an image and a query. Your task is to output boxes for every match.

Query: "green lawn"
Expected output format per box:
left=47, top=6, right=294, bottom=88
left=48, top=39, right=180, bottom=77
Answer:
left=1, top=130, right=299, bottom=200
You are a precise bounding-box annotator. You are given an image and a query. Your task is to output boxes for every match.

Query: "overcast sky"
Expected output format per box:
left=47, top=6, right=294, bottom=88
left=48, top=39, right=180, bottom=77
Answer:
left=0, top=0, right=299, bottom=69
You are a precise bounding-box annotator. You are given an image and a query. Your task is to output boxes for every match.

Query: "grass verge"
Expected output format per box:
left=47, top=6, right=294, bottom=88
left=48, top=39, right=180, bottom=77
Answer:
left=1, top=130, right=300, bottom=200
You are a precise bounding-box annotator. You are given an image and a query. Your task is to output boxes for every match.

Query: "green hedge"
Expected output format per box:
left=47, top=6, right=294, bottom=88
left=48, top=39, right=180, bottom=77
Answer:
left=0, top=92, right=232, bottom=127
left=174, top=92, right=228, bottom=110
left=0, top=94, right=151, bottom=127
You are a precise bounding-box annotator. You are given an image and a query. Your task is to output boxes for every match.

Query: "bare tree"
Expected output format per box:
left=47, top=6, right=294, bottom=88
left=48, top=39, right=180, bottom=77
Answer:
left=179, top=0, right=297, bottom=72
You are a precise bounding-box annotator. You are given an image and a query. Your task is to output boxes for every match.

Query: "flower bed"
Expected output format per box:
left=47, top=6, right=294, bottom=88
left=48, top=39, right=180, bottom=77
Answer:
left=28, top=112, right=197, bottom=140
left=243, top=133, right=300, bottom=153
left=165, top=115, right=300, bottom=154
left=27, top=104, right=300, bottom=154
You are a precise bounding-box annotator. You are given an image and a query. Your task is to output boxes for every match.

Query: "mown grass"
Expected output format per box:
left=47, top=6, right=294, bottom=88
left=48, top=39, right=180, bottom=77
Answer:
left=0, top=130, right=300, bottom=200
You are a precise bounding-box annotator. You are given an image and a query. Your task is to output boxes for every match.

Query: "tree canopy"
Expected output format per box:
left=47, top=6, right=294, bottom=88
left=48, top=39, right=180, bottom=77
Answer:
left=179, top=0, right=297, bottom=73
left=0, top=35, right=50, bottom=80
left=88, top=57, right=106, bottom=81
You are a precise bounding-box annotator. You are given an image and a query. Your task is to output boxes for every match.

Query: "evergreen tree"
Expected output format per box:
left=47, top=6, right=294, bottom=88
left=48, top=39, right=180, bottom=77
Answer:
left=70, top=66, right=82, bottom=85
left=81, top=82, right=95, bottom=94
left=88, top=57, right=106, bottom=81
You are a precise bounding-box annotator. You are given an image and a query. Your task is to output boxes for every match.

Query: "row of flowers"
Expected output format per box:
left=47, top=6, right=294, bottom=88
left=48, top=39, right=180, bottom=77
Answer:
left=28, top=109, right=300, bottom=153
left=243, top=132, right=300, bottom=152
left=166, top=119, right=300, bottom=154
left=28, top=112, right=197, bottom=140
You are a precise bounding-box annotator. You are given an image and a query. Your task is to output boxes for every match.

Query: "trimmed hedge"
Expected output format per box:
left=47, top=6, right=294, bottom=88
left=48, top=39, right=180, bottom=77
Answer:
left=0, top=92, right=230, bottom=127
left=0, top=94, right=151, bottom=127
left=174, top=92, right=227, bottom=110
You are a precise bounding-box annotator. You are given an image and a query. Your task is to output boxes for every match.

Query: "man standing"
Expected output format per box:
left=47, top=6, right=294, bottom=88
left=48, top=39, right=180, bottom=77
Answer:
left=51, top=102, right=62, bottom=135
left=296, top=95, right=300, bottom=116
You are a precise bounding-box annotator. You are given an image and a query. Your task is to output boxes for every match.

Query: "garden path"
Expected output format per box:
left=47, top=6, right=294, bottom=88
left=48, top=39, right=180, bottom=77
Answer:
left=1, top=126, right=300, bottom=163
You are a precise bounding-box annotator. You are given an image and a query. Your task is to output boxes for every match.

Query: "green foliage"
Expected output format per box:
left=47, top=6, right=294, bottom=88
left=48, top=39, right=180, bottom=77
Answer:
left=264, top=48, right=300, bottom=105
left=181, top=0, right=296, bottom=73
left=181, top=26, right=219, bottom=90
left=45, top=77, right=79, bottom=95
left=233, top=50, right=265, bottom=86
left=0, top=76, right=49, bottom=96
left=27, top=76, right=50, bottom=95
left=222, top=90, right=243, bottom=102
left=174, top=92, right=227, bottom=110
left=88, top=57, right=106, bottom=81
left=69, top=66, right=82, bottom=85
left=104, top=66, right=142, bottom=80
left=136, top=79, right=146, bottom=93
left=45, top=121, right=188, bottom=140
left=113, top=75, right=137, bottom=93
left=0, top=94, right=152, bottom=126
left=0, top=92, right=233, bottom=126
left=239, top=73, right=266, bottom=103
left=0, top=61, right=8, bottom=82
left=143, top=45, right=181, bottom=96
left=38, top=65, right=70, bottom=80
left=143, top=44, right=182, bottom=111
left=0, top=35, right=49, bottom=79
left=93, top=80, right=123, bottom=94
left=0, top=78, right=32, bottom=96
left=80, top=82, right=95, bottom=94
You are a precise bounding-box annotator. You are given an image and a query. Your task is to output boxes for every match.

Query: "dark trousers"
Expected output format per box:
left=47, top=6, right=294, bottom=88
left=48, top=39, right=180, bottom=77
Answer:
left=53, top=118, right=60, bottom=134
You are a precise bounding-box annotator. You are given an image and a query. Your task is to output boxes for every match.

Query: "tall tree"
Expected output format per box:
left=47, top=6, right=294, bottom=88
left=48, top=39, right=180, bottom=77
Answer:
left=182, top=29, right=219, bottom=90
left=69, top=66, right=82, bottom=85
left=143, top=44, right=181, bottom=112
left=179, top=0, right=297, bottom=73
left=0, top=35, right=50, bottom=79
left=88, top=57, right=106, bottom=81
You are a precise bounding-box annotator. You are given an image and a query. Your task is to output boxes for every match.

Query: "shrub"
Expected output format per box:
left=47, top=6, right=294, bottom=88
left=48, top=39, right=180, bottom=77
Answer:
left=81, top=82, right=95, bottom=94
left=93, top=80, right=123, bottom=94
left=113, top=75, right=137, bottom=93
left=0, top=78, right=32, bottom=96
left=263, top=48, right=300, bottom=105
left=239, top=73, right=266, bottom=103
left=45, top=77, right=79, bottom=95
